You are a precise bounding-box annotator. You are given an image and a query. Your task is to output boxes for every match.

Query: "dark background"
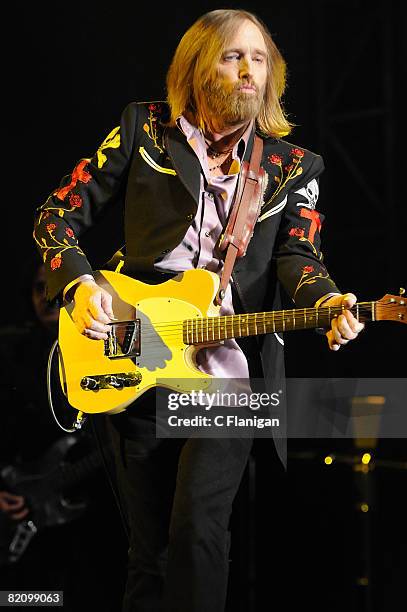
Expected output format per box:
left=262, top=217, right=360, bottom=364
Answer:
left=4, top=1, right=406, bottom=610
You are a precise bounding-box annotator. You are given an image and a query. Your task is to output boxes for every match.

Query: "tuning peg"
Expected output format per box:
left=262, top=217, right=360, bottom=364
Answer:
left=399, top=288, right=405, bottom=297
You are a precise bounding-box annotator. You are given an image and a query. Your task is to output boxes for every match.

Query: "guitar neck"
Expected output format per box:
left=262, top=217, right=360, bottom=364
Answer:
left=184, top=302, right=377, bottom=345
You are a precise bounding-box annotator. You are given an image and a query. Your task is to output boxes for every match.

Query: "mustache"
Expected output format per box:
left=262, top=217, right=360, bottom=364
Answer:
left=234, top=79, right=257, bottom=91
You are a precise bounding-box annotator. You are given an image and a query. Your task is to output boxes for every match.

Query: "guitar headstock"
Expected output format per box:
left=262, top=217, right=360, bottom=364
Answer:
left=375, top=289, right=406, bottom=323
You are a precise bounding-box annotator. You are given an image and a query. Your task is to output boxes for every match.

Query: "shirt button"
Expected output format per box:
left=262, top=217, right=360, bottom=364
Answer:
left=186, top=213, right=194, bottom=221
left=204, top=231, right=211, bottom=237
left=207, top=192, right=214, bottom=200
left=161, top=249, right=170, bottom=254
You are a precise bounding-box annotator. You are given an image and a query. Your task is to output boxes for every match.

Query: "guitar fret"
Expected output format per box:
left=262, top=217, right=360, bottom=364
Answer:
left=185, top=301, right=379, bottom=346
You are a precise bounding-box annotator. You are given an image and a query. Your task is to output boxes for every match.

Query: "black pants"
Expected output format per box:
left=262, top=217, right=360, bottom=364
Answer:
left=108, top=393, right=253, bottom=612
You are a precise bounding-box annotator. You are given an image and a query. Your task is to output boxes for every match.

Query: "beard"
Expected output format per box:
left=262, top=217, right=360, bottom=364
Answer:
left=203, top=78, right=264, bottom=128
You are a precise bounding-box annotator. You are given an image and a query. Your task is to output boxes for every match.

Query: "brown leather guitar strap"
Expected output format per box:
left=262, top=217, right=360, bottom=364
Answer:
left=216, top=134, right=264, bottom=305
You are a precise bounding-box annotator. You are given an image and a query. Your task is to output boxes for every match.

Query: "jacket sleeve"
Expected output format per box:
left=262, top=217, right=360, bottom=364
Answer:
left=273, top=154, right=341, bottom=308
left=33, top=102, right=139, bottom=301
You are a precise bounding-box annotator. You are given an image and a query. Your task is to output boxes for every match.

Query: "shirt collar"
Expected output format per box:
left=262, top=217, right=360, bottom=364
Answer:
left=176, top=115, right=254, bottom=161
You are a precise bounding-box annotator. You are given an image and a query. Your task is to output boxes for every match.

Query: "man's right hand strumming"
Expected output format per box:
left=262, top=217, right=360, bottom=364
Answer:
left=70, top=280, right=116, bottom=340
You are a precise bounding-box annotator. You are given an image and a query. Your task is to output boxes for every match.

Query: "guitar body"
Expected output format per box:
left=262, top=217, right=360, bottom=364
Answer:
left=58, top=269, right=221, bottom=414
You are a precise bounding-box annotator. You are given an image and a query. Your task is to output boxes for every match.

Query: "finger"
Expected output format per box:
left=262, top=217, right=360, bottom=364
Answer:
left=331, top=318, right=351, bottom=345
left=326, top=330, right=341, bottom=351
left=342, top=293, right=357, bottom=308
left=101, top=292, right=116, bottom=320
left=5, top=498, right=25, bottom=510
left=73, top=313, right=109, bottom=340
left=83, top=328, right=109, bottom=341
left=83, top=315, right=111, bottom=335
left=335, top=315, right=358, bottom=340
left=342, top=309, right=365, bottom=333
left=88, top=293, right=112, bottom=324
left=0, top=492, right=25, bottom=504
left=10, top=508, right=30, bottom=521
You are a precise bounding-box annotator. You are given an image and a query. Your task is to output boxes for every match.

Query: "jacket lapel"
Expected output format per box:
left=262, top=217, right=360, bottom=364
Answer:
left=165, top=127, right=201, bottom=206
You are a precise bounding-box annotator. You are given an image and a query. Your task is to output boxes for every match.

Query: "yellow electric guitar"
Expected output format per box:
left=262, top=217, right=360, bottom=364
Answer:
left=57, top=269, right=406, bottom=415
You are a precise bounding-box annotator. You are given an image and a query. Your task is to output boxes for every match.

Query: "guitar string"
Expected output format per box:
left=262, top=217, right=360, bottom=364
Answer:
left=142, top=315, right=375, bottom=339
left=103, top=304, right=386, bottom=344
left=106, top=302, right=380, bottom=327
left=105, top=302, right=381, bottom=333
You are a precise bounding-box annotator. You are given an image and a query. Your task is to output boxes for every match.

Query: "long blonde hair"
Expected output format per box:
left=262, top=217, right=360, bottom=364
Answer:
left=166, top=9, right=293, bottom=137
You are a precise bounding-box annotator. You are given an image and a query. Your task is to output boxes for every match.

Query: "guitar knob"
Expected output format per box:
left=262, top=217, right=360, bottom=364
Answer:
left=80, top=377, right=100, bottom=390
left=106, top=375, right=124, bottom=389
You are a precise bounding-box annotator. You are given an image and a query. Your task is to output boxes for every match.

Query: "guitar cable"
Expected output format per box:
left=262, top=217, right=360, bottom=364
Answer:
left=46, top=339, right=77, bottom=433
left=46, top=338, right=130, bottom=542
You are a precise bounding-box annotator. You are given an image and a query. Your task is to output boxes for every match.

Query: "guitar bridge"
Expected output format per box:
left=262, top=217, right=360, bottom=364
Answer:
left=104, top=320, right=141, bottom=359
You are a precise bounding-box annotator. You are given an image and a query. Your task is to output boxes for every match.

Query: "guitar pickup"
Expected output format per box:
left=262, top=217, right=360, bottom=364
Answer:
left=80, top=372, right=142, bottom=391
left=104, top=320, right=141, bottom=359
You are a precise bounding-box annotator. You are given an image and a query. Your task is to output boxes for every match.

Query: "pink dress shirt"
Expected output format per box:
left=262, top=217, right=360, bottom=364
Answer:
left=154, top=116, right=252, bottom=379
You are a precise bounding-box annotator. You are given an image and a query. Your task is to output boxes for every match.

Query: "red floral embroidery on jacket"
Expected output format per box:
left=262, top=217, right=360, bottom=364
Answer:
left=268, top=154, right=283, bottom=165
left=263, top=148, right=305, bottom=210
left=291, top=148, right=304, bottom=159
left=50, top=255, right=62, bottom=270
left=69, top=193, right=83, bottom=208
left=289, top=227, right=305, bottom=237
left=293, top=266, right=332, bottom=301
left=53, top=160, right=92, bottom=201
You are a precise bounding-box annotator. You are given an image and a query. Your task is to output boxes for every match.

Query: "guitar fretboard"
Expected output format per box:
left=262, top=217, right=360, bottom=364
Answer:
left=183, top=302, right=376, bottom=345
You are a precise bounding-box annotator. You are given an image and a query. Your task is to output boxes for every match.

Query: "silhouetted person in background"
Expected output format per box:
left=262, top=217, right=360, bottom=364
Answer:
left=0, top=257, right=126, bottom=610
